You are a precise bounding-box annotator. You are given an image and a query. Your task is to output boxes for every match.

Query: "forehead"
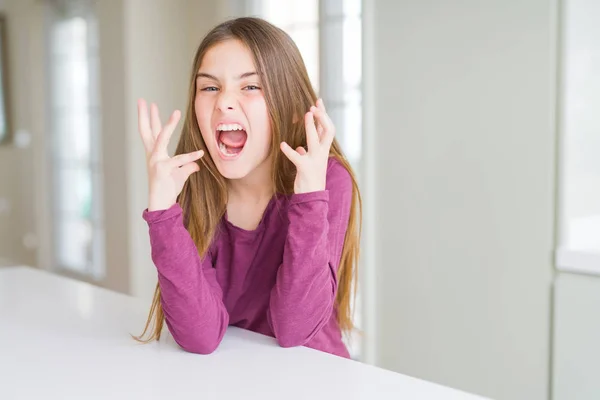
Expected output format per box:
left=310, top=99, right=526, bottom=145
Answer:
left=198, top=39, right=257, bottom=74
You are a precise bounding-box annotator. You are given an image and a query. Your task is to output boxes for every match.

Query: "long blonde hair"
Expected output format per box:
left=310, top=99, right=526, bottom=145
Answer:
left=134, top=17, right=362, bottom=343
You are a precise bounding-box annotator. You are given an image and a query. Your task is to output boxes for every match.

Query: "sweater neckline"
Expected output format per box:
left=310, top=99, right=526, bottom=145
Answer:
left=222, top=193, right=283, bottom=237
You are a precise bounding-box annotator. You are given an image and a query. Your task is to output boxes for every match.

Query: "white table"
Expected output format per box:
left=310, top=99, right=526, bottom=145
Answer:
left=0, top=266, right=488, bottom=399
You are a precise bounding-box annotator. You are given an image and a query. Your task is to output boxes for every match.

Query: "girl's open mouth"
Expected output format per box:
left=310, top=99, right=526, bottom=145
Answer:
left=216, top=123, right=247, bottom=159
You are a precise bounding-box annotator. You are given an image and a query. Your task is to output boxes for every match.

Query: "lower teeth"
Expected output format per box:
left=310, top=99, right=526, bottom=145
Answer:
left=219, top=141, right=238, bottom=157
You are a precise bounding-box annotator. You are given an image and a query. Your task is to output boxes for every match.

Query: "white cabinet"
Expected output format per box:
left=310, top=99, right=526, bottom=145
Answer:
left=553, top=272, right=600, bottom=399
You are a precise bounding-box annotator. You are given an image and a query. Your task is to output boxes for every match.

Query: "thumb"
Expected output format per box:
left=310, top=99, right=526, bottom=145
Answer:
left=296, top=146, right=307, bottom=156
left=280, top=142, right=301, bottom=165
left=175, top=161, right=200, bottom=182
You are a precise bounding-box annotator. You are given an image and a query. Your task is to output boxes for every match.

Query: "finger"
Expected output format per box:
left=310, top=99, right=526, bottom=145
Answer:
left=150, top=103, right=162, bottom=139
left=280, top=142, right=302, bottom=165
left=316, top=99, right=326, bottom=137
left=295, top=146, right=307, bottom=156
left=310, top=105, right=335, bottom=147
left=168, top=150, right=204, bottom=168
left=137, top=99, right=154, bottom=153
left=317, top=98, right=327, bottom=112
left=322, top=125, right=335, bottom=150
left=154, top=110, right=181, bottom=155
left=173, top=161, right=201, bottom=182
left=304, top=111, right=319, bottom=152
left=310, top=105, right=334, bottom=136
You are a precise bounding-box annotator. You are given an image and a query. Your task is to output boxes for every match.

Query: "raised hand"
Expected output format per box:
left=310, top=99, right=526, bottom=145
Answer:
left=137, top=99, right=204, bottom=211
left=280, top=98, right=335, bottom=194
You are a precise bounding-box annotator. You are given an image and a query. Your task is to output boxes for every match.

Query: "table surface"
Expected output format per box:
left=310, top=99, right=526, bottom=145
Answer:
left=0, top=266, right=488, bottom=400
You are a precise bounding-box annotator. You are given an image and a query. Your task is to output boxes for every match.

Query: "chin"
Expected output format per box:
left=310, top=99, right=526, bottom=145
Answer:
left=216, top=164, right=253, bottom=180
left=208, top=154, right=253, bottom=180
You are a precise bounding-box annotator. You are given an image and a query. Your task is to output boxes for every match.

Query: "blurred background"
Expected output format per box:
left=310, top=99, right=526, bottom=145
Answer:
left=0, top=0, right=599, bottom=399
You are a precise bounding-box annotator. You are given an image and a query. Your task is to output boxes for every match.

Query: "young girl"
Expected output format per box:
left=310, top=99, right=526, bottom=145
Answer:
left=134, top=17, right=361, bottom=359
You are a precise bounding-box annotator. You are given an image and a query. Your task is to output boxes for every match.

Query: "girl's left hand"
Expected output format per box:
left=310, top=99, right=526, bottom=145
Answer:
left=280, top=99, right=335, bottom=194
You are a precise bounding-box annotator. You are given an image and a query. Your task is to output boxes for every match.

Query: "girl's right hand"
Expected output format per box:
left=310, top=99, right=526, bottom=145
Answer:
left=137, top=99, right=204, bottom=212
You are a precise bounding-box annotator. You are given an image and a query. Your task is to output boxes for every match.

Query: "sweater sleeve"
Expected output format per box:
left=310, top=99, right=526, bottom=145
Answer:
left=142, top=203, right=229, bottom=354
left=267, top=159, right=353, bottom=347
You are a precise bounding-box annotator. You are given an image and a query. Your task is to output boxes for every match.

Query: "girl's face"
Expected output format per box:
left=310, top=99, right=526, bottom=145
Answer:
left=195, top=39, right=272, bottom=181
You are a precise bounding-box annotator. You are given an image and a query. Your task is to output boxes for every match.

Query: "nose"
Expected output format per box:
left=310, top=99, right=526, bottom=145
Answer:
left=216, top=89, right=237, bottom=112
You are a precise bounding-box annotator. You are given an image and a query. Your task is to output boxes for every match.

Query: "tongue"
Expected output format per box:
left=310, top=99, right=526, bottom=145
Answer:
left=220, top=130, right=247, bottom=148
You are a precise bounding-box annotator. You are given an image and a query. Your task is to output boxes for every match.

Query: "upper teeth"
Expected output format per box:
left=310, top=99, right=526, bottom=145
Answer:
left=217, top=123, right=244, bottom=131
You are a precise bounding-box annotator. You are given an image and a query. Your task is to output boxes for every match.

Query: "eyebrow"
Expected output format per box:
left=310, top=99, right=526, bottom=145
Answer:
left=195, top=71, right=258, bottom=80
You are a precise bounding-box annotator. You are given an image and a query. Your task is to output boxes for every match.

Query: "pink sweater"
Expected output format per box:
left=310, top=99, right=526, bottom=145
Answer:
left=142, top=157, right=352, bottom=358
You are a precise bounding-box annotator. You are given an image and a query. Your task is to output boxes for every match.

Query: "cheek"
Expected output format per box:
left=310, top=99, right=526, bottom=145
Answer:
left=194, top=96, right=210, bottom=121
left=195, top=96, right=214, bottom=137
left=243, top=95, right=271, bottom=142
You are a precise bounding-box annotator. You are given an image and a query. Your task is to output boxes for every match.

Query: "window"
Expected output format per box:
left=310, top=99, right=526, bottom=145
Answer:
left=320, top=0, right=362, bottom=165
left=46, top=0, right=104, bottom=279
left=556, top=0, right=600, bottom=275
left=319, top=0, right=364, bottom=360
left=256, top=0, right=363, bottom=165
left=261, top=0, right=320, bottom=92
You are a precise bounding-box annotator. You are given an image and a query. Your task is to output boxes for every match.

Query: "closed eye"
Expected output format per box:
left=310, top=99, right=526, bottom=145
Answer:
left=201, top=86, right=219, bottom=92
left=244, top=85, right=261, bottom=91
